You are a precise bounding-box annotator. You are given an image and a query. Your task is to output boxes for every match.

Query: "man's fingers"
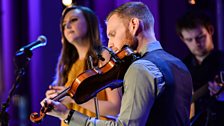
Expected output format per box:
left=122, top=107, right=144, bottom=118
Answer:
left=40, top=98, right=47, bottom=106
left=49, top=85, right=65, bottom=91
left=208, top=81, right=222, bottom=96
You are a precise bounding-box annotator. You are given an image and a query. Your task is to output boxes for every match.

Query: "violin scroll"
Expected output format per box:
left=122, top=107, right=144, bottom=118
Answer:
left=30, top=104, right=54, bottom=123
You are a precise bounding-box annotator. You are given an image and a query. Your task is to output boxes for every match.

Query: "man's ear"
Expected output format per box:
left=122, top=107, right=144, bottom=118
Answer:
left=208, top=25, right=214, bottom=35
left=178, top=33, right=186, bottom=44
left=179, top=35, right=186, bottom=44
left=129, top=18, right=141, bottom=36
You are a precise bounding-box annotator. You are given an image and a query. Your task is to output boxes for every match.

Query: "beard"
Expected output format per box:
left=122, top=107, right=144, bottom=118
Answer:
left=124, top=29, right=138, bottom=50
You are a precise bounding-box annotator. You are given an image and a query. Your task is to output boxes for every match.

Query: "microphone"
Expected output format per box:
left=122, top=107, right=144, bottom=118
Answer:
left=16, top=35, right=47, bottom=56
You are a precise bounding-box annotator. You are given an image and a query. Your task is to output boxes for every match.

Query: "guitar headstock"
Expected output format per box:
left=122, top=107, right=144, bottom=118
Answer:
left=220, top=71, right=224, bottom=84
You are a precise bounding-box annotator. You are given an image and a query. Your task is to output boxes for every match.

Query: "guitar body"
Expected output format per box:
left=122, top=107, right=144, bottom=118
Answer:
left=190, top=71, right=224, bottom=126
left=183, top=50, right=224, bottom=126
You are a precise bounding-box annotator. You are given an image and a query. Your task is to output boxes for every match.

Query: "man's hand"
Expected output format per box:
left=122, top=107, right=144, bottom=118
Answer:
left=208, top=81, right=224, bottom=101
left=44, top=99, right=70, bottom=120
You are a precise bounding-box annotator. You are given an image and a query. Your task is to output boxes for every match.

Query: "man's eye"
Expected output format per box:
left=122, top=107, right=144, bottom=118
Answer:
left=196, top=35, right=206, bottom=41
left=185, top=39, right=192, bottom=43
left=109, top=32, right=115, bottom=37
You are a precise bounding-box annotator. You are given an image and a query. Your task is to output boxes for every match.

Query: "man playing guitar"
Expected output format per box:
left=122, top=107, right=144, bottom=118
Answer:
left=176, top=10, right=224, bottom=126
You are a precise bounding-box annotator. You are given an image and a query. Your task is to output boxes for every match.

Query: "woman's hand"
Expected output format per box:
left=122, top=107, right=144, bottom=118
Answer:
left=41, top=85, right=75, bottom=107
left=45, top=85, right=66, bottom=99
left=41, top=85, right=65, bottom=106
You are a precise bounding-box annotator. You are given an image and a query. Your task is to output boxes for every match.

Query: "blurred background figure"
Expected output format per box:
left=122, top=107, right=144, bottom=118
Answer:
left=176, top=10, right=224, bottom=126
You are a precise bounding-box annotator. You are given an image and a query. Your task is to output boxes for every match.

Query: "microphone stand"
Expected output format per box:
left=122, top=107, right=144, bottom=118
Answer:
left=0, top=49, right=32, bottom=126
left=88, top=56, right=100, bottom=119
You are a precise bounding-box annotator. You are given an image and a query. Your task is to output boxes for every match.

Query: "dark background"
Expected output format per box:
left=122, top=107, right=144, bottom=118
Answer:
left=0, top=0, right=223, bottom=125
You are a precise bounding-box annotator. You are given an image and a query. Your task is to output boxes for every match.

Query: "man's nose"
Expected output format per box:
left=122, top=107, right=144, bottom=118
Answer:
left=107, top=40, right=114, bottom=48
left=194, top=39, right=201, bottom=45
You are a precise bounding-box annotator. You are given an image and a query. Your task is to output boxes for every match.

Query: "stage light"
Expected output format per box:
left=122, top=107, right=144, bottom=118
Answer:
left=188, top=0, right=196, bottom=5
left=62, top=0, right=73, bottom=6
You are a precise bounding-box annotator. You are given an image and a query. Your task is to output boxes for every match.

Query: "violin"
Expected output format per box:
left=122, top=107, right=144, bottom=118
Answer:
left=30, top=46, right=140, bottom=123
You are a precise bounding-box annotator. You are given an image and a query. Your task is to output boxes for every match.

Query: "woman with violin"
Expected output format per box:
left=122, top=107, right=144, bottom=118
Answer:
left=40, top=5, right=121, bottom=126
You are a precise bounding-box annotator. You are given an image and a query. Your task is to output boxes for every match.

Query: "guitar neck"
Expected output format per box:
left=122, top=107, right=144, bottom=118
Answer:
left=192, top=83, right=209, bottom=103
left=192, top=71, right=224, bottom=103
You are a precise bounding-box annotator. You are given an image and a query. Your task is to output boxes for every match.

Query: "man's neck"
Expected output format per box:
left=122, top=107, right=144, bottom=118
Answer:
left=136, top=30, right=156, bottom=52
left=195, top=53, right=210, bottom=65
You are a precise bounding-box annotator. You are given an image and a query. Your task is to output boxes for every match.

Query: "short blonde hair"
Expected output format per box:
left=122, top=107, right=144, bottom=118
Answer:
left=106, top=2, right=154, bottom=31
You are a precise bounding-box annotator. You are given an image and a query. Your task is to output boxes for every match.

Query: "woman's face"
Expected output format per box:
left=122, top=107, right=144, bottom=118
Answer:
left=62, top=9, right=88, bottom=45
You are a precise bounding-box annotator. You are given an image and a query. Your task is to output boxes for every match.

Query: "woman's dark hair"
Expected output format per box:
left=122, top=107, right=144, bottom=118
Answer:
left=54, top=5, right=103, bottom=86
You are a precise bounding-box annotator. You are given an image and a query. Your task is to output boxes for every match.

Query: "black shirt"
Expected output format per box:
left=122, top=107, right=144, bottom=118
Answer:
left=184, top=50, right=224, bottom=126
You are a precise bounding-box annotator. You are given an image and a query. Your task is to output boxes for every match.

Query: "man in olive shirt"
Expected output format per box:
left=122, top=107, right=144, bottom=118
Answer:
left=45, top=2, right=192, bottom=126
